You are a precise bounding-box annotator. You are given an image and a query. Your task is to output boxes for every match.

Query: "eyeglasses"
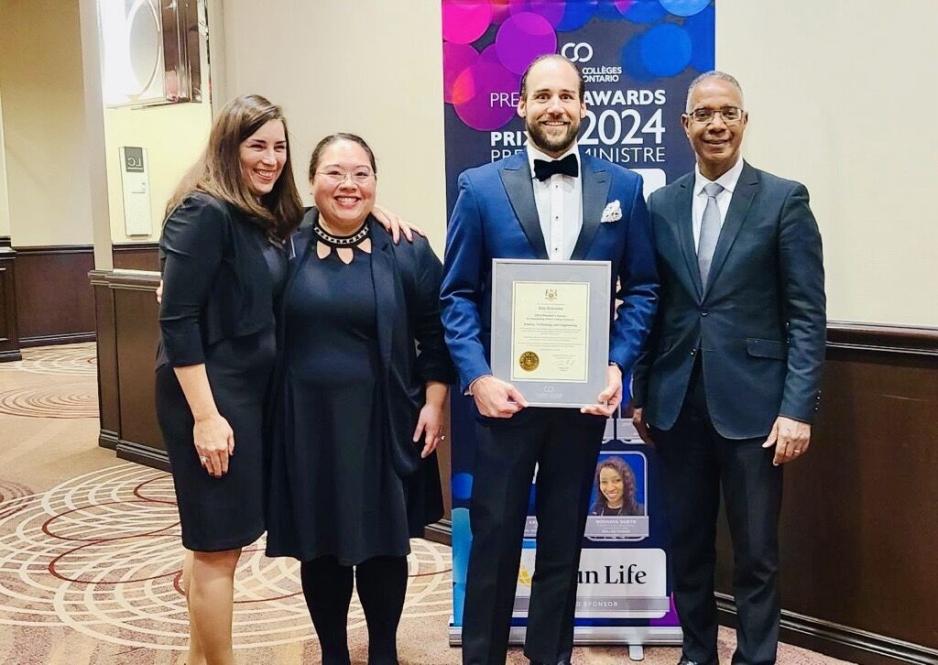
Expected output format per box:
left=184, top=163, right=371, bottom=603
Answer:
left=316, top=168, right=375, bottom=184
left=687, top=106, right=744, bottom=124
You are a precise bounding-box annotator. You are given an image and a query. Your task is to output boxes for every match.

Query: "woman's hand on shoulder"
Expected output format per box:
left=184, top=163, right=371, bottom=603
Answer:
left=373, top=205, right=424, bottom=244
left=193, top=413, right=235, bottom=478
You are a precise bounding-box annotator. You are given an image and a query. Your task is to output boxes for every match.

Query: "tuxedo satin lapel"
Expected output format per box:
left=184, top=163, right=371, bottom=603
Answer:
left=674, top=179, right=702, bottom=300
left=570, top=157, right=609, bottom=260
left=369, top=222, right=396, bottom=372
left=499, top=159, right=548, bottom=259
left=703, top=164, right=760, bottom=299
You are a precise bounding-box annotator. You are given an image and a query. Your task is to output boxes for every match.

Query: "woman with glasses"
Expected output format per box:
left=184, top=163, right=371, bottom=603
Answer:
left=265, top=133, right=452, bottom=665
left=157, top=99, right=416, bottom=665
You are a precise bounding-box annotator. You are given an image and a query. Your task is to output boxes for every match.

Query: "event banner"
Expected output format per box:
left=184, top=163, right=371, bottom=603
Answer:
left=442, top=0, right=715, bottom=646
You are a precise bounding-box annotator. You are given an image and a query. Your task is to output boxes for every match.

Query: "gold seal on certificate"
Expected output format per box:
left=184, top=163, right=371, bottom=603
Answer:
left=519, top=351, right=539, bottom=372
left=491, top=259, right=611, bottom=408
left=511, top=282, right=589, bottom=382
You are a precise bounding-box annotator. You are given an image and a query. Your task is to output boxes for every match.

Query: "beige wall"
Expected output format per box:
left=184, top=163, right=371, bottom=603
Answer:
left=103, top=0, right=214, bottom=245
left=718, top=0, right=938, bottom=326
left=217, top=1, right=448, bottom=256
left=0, top=0, right=933, bottom=322
left=0, top=0, right=93, bottom=247
left=104, top=101, right=213, bottom=243
left=0, top=91, right=10, bottom=238
left=0, top=0, right=212, bottom=247
left=217, top=0, right=937, bottom=327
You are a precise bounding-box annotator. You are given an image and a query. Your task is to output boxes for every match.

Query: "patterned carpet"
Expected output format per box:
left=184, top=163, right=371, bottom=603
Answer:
left=0, top=463, right=450, bottom=647
left=0, top=345, right=98, bottom=419
left=0, top=344, right=852, bottom=664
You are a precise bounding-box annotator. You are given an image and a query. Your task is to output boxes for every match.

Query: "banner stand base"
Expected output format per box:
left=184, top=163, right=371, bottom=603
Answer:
left=448, top=624, right=683, bottom=648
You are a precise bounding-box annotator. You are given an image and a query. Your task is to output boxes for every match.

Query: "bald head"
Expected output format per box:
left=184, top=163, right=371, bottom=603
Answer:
left=520, top=54, right=585, bottom=102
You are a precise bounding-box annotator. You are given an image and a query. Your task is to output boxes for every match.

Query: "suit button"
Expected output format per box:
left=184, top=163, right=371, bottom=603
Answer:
left=690, top=349, right=696, bottom=356
left=701, top=311, right=709, bottom=317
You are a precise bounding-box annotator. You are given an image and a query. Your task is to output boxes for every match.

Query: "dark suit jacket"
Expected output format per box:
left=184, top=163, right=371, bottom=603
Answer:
left=158, top=192, right=277, bottom=368
left=283, top=212, right=454, bottom=529
left=632, top=162, right=826, bottom=439
left=440, top=151, right=659, bottom=397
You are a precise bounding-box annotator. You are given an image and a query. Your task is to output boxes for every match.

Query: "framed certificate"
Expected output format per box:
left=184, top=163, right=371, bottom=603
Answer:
left=491, top=259, right=611, bottom=408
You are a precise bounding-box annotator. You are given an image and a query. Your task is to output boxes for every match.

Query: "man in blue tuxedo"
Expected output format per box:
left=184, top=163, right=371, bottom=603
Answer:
left=632, top=72, right=826, bottom=665
left=441, top=55, right=659, bottom=665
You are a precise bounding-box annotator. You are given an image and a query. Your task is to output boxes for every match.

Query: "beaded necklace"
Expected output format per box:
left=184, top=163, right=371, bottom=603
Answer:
left=312, top=220, right=372, bottom=264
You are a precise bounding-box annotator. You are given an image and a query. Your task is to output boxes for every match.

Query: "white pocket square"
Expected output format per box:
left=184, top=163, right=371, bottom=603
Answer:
left=600, top=200, right=622, bottom=223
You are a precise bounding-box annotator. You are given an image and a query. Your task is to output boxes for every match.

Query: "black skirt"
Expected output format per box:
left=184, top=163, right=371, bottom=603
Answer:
left=156, top=330, right=276, bottom=551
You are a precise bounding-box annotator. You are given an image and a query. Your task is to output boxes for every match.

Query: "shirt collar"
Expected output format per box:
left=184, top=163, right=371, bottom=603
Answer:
left=694, top=156, right=744, bottom=196
left=527, top=143, right=580, bottom=180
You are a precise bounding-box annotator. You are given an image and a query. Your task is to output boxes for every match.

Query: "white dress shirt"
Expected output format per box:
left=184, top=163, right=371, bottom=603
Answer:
left=527, top=144, right=583, bottom=261
left=692, top=157, right=744, bottom=251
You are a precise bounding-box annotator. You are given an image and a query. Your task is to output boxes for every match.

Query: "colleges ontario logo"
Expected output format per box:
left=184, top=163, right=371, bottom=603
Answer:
left=561, top=41, right=593, bottom=63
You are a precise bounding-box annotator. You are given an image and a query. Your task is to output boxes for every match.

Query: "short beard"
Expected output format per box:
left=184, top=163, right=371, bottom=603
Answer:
left=526, top=118, right=579, bottom=156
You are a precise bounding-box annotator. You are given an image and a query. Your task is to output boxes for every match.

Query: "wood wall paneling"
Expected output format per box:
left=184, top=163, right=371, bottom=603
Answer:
left=112, top=243, right=160, bottom=271
left=0, top=249, right=21, bottom=361
left=90, top=271, right=119, bottom=448
left=715, top=325, right=938, bottom=664
left=107, top=271, right=166, bottom=467
left=14, top=245, right=95, bottom=346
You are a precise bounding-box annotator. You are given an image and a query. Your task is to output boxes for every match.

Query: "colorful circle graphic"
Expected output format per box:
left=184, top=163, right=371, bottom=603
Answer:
left=495, top=12, right=558, bottom=75
left=491, top=0, right=512, bottom=24
left=640, top=23, right=693, bottom=77
left=620, top=0, right=665, bottom=23
left=659, top=0, right=712, bottom=18
left=452, top=472, right=473, bottom=501
left=557, top=1, right=599, bottom=31
left=443, top=42, right=480, bottom=104
left=508, top=0, right=566, bottom=27
left=479, top=44, right=502, bottom=64
left=452, top=61, right=520, bottom=131
left=442, top=0, right=493, bottom=45
left=684, top=4, right=715, bottom=71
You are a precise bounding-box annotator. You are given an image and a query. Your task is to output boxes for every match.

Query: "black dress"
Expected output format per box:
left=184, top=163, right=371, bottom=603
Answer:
left=155, top=193, right=287, bottom=552
left=266, top=221, right=411, bottom=565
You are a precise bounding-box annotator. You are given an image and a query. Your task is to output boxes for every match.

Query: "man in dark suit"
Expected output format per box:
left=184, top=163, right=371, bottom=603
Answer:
left=632, top=71, right=826, bottom=665
left=441, top=55, right=658, bottom=665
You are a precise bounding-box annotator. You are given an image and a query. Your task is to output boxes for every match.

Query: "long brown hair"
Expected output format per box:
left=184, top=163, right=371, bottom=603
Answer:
left=166, top=94, right=303, bottom=238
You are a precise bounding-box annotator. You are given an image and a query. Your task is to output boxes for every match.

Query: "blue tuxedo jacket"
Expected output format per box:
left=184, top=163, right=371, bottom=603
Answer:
left=440, top=151, right=659, bottom=396
left=632, top=162, right=826, bottom=439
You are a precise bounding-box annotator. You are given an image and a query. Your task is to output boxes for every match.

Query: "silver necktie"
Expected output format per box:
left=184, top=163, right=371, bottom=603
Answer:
left=697, top=182, right=724, bottom=288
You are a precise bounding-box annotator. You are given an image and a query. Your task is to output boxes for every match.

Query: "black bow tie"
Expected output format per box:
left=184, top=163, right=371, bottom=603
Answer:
left=533, top=153, right=579, bottom=181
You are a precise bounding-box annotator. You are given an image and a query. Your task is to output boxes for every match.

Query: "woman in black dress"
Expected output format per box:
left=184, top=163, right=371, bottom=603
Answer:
left=157, top=94, right=303, bottom=665
left=157, top=100, right=416, bottom=665
left=266, top=133, right=453, bottom=665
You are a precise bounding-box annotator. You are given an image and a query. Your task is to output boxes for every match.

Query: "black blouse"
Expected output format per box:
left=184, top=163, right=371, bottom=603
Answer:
left=158, top=192, right=280, bottom=367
